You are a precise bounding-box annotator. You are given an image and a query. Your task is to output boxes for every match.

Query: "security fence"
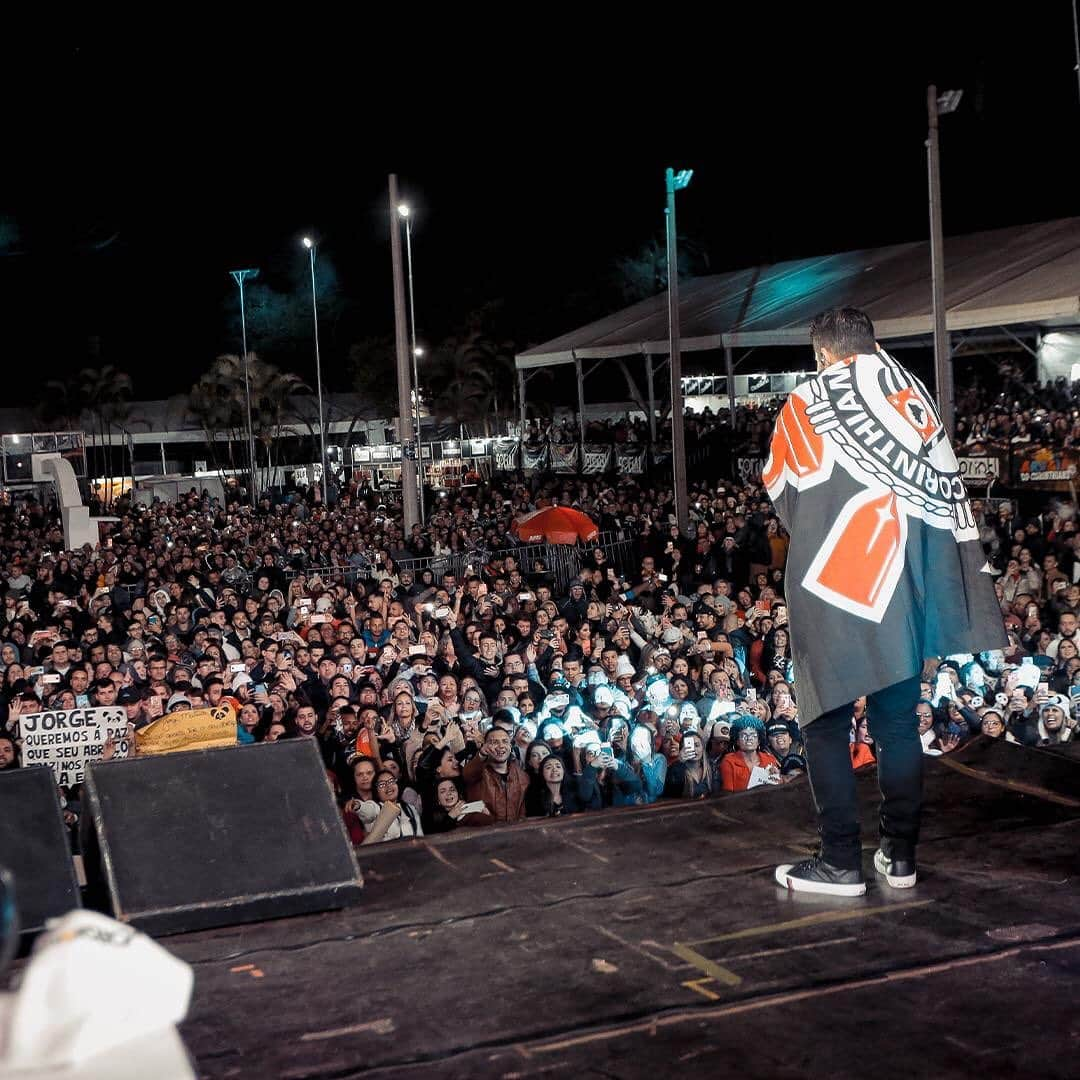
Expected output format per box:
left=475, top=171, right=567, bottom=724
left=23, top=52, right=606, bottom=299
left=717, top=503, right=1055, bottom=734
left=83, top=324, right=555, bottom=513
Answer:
left=273, top=531, right=642, bottom=597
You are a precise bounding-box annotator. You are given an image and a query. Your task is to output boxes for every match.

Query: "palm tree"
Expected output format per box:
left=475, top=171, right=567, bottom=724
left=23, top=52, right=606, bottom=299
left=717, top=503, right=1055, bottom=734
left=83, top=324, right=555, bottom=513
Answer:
left=612, top=233, right=711, bottom=303
left=188, top=354, right=311, bottom=497
left=79, top=365, right=134, bottom=505
left=426, top=330, right=519, bottom=436
left=39, top=380, right=83, bottom=431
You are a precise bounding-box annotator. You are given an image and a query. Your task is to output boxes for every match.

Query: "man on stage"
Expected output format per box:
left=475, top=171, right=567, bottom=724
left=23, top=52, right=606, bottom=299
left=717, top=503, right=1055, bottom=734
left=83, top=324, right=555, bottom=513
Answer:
left=764, top=307, right=1006, bottom=895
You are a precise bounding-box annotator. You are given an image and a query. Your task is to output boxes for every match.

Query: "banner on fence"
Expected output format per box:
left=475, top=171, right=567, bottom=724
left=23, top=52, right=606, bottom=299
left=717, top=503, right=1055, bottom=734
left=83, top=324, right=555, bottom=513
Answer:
left=957, top=454, right=1003, bottom=486
left=616, top=445, right=648, bottom=474
left=1016, top=447, right=1080, bottom=491
left=493, top=437, right=520, bottom=471
left=18, top=706, right=130, bottom=786
left=135, top=703, right=238, bottom=756
left=521, top=443, right=550, bottom=472
left=735, top=455, right=766, bottom=484
left=551, top=443, right=580, bottom=473
left=582, top=444, right=614, bottom=473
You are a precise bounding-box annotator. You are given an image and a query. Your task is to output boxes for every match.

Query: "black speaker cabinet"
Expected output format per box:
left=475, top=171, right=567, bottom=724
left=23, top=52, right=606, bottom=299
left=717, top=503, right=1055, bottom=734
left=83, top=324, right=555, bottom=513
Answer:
left=82, top=739, right=363, bottom=936
left=0, top=765, right=81, bottom=945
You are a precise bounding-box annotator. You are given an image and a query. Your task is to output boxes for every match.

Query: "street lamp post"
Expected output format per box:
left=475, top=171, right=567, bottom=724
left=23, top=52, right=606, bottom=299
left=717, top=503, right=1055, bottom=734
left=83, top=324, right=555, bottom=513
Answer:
left=926, top=86, right=962, bottom=439
left=665, top=167, right=693, bottom=534
left=388, top=175, right=420, bottom=530
left=229, top=268, right=259, bottom=508
left=302, top=237, right=329, bottom=503
left=398, top=203, right=426, bottom=524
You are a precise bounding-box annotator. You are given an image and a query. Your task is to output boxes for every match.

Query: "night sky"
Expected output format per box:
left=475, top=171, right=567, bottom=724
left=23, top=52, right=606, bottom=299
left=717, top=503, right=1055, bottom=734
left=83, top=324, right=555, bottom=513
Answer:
left=2, top=9, right=1077, bottom=408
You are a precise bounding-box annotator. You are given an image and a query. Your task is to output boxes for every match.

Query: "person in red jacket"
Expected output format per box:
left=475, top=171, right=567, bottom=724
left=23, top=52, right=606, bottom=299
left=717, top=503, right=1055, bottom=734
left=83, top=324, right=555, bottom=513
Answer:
left=720, top=715, right=781, bottom=791
left=850, top=715, right=877, bottom=770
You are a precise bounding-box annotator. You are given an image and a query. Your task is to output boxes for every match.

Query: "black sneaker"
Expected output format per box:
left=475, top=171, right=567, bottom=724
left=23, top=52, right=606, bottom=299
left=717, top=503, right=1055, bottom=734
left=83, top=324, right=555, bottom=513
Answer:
left=874, top=848, right=917, bottom=888
left=774, top=857, right=866, bottom=897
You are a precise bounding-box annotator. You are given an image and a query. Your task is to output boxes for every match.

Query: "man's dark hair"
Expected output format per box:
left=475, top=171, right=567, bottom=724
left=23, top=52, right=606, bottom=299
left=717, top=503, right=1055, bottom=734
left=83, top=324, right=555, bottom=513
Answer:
left=809, top=307, right=876, bottom=362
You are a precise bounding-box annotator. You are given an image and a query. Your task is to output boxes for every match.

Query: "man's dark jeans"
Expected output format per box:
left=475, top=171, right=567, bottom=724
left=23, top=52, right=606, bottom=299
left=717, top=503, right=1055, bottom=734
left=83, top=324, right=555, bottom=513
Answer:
left=803, top=674, right=924, bottom=871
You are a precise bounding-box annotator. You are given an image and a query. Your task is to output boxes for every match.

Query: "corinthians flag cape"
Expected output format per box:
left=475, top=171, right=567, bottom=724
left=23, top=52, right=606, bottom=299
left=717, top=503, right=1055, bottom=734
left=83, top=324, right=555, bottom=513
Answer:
left=764, top=349, right=1007, bottom=724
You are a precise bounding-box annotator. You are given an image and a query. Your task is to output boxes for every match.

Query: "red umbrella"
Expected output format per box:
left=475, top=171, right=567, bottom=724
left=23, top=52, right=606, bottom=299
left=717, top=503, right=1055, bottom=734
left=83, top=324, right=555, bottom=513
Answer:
left=511, top=506, right=599, bottom=545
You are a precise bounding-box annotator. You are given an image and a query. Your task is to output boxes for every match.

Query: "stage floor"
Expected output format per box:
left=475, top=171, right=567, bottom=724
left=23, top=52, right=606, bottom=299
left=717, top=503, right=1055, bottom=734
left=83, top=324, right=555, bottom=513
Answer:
left=170, top=739, right=1080, bottom=1078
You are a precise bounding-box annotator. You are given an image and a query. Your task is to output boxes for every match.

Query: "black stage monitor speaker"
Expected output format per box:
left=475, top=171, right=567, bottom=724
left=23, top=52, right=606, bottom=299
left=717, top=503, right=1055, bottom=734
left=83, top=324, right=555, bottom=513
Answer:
left=82, top=739, right=363, bottom=936
left=0, top=766, right=81, bottom=944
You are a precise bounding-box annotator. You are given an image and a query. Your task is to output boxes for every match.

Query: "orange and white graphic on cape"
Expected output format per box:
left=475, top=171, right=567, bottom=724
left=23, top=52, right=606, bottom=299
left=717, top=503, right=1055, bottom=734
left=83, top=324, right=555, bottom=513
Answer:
left=885, top=386, right=940, bottom=443
left=764, top=351, right=975, bottom=624
left=803, top=488, right=908, bottom=619
left=761, top=394, right=831, bottom=492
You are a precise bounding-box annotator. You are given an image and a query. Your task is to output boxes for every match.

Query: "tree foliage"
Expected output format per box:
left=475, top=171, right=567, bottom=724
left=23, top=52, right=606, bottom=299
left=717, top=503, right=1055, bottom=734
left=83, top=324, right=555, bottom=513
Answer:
left=188, top=353, right=310, bottom=494
left=612, top=232, right=711, bottom=304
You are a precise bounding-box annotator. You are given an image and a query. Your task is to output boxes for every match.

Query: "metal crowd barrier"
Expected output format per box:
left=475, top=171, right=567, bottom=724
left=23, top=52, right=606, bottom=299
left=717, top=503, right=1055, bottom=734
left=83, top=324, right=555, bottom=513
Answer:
left=267, top=531, right=643, bottom=596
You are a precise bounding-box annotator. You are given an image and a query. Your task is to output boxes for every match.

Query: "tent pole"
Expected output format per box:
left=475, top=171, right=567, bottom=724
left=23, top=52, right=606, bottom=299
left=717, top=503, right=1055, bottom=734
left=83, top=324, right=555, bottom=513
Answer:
left=645, top=352, right=657, bottom=442
left=575, top=353, right=586, bottom=445
left=518, top=368, right=526, bottom=432
left=725, top=346, right=736, bottom=424
left=927, top=85, right=955, bottom=439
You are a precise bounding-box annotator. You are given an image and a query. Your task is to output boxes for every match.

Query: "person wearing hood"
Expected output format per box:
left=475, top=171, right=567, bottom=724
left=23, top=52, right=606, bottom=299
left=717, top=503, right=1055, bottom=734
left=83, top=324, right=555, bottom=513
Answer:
left=560, top=580, right=590, bottom=626
left=627, top=714, right=666, bottom=802
left=1037, top=694, right=1076, bottom=746
left=534, top=685, right=589, bottom=733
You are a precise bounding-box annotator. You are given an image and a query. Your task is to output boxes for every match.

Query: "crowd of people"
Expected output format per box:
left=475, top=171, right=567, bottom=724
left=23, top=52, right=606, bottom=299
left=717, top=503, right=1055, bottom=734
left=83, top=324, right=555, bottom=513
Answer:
left=955, top=363, right=1080, bottom=450
left=523, top=402, right=778, bottom=455
left=0, top=417, right=1076, bottom=849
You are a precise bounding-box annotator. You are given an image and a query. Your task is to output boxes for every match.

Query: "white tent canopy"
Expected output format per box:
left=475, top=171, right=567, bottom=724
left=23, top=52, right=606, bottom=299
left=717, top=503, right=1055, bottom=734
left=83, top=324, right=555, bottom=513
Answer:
left=516, top=217, right=1080, bottom=369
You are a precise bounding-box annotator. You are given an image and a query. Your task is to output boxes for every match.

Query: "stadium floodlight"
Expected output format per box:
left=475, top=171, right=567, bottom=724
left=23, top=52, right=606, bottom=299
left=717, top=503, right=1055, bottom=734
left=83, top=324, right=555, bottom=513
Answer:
left=936, top=89, right=963, bottom=115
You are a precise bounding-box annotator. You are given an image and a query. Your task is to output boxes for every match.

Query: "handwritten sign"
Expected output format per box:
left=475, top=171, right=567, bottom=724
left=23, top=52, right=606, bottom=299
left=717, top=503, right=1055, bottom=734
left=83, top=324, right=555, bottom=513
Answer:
left=19, top=707, right=130, bottom=786
left=957, top=455, right=1001, bottom=486
left=135, top=704, right=237, bottom=756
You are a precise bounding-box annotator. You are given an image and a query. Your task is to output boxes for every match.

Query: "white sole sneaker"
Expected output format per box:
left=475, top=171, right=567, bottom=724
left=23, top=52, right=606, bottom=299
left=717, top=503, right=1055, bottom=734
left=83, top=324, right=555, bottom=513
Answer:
left=874, top=848, right=917, bottom=888
left=774, top=862, right=867, bottom=897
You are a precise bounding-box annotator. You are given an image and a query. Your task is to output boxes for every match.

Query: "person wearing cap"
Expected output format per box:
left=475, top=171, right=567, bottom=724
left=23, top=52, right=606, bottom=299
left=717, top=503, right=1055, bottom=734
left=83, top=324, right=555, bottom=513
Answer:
left=706, top=719, right=733, bottom=771
left=766, top=720, right=799, bottom=768
left=167, top=691, right=193, bottom=712
left=117, top=686, right=147, bottom=729
left=589, top=684, right=616, bottom=727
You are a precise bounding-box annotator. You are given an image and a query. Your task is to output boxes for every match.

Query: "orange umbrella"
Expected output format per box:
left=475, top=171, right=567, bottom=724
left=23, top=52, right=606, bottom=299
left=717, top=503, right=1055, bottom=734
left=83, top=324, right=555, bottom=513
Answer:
left=511, top=506, right=599, bottom=545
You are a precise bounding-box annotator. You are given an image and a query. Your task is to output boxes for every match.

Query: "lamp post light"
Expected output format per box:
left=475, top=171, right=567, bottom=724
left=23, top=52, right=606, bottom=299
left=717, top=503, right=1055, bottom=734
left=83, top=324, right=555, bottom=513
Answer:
left=926, top=87, right=962, bottom=439
left=302, top=237, right=329, bottom=503
left=229, top=268, right=259, bottom=508
left=397, top=203, right=426, bottom=524
left=665, top=167, right=693, bottom=534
